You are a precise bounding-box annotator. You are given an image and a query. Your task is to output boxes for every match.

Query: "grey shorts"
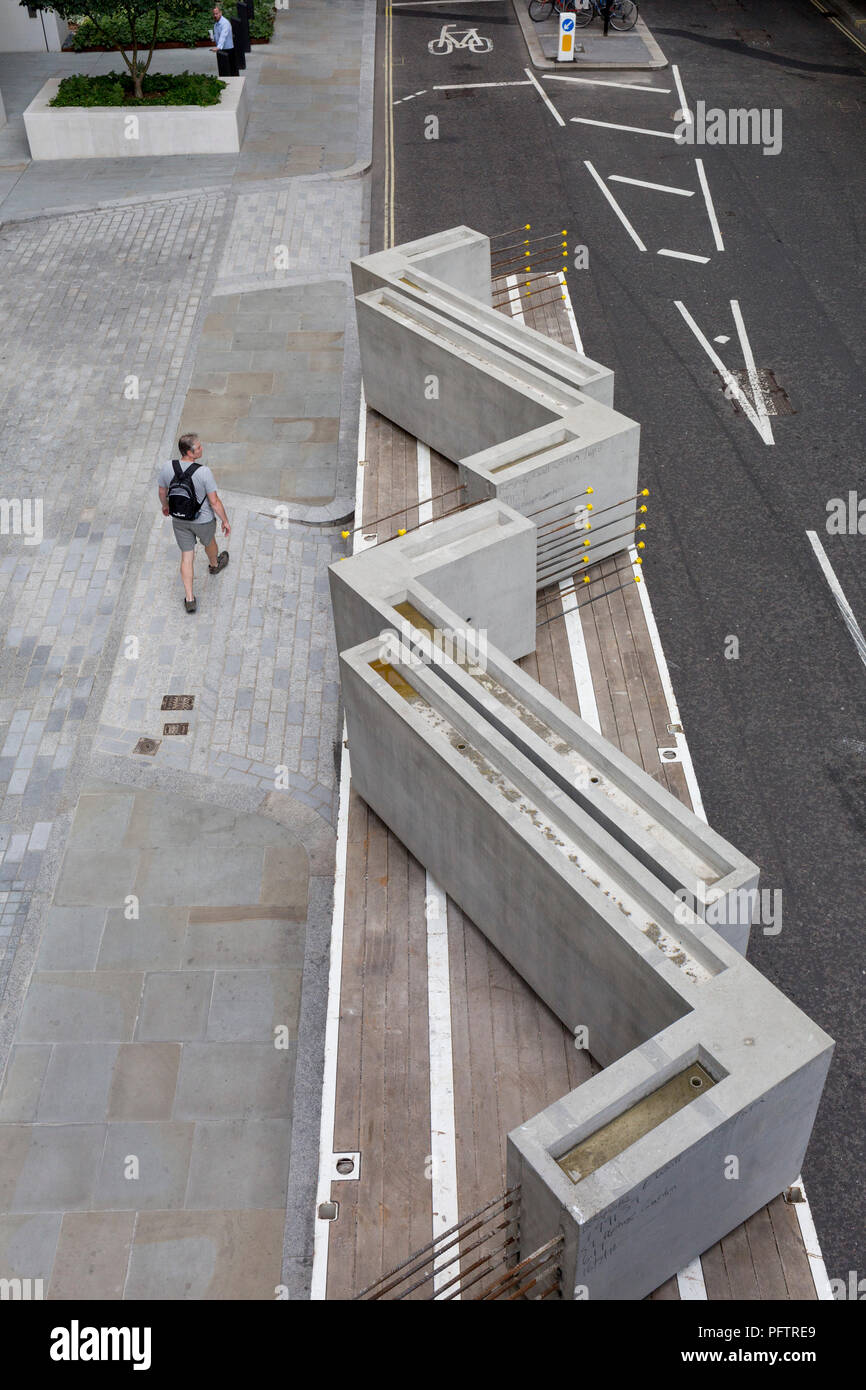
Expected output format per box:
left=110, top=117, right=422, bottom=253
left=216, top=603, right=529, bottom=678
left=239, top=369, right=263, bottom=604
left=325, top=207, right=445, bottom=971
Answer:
left=172, top=517, right=216, bottom=552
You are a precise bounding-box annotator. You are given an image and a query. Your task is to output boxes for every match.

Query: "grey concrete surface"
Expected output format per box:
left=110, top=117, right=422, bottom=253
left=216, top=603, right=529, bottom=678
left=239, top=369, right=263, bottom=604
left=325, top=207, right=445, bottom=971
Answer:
left=338, top=622, right=832, bottom=1299
left=0, top=0, right=376, bottom=1302
left=352, top=228, right=641, bottom=580
left=512, top=0, right=668, bottom=70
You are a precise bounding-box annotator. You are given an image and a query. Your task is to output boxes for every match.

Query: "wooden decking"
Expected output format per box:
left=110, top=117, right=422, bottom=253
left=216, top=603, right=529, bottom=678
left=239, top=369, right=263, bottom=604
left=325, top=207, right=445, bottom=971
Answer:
left=322, top=276, right=819, bottom=1301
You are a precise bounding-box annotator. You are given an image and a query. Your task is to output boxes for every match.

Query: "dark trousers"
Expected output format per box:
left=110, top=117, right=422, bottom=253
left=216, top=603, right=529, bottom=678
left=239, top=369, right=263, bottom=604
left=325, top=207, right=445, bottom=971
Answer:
left=216, top=48, right=238, bottom=77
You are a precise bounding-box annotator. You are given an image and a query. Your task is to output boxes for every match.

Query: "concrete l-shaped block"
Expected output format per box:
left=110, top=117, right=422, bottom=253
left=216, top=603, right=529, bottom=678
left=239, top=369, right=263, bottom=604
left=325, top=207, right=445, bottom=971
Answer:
left=351, top=229, right=641, bottom=583
left=330, top=503, right=833, bottom=1299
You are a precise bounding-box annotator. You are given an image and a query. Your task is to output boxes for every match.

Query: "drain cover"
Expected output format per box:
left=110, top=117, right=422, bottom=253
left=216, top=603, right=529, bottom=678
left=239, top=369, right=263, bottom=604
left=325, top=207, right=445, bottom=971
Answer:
left=715, top=367, right=795, bottom=416
left=133, top=737, right=160, bottom=756
left=161, top=694, right=195, bottom=711
left=163, top=722, right=189, bottom=736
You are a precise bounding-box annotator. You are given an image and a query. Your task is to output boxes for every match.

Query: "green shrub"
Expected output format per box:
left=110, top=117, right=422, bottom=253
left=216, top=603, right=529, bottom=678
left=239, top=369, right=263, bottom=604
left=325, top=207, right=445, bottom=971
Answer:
left=69, top=4, right=275, bottom=49
left=50, top=69, right=226, bottom=106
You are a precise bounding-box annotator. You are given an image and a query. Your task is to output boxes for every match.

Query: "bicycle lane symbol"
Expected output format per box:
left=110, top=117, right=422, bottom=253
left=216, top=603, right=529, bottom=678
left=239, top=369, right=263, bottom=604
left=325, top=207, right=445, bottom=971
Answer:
left=428, top=25, right=494, bottom=55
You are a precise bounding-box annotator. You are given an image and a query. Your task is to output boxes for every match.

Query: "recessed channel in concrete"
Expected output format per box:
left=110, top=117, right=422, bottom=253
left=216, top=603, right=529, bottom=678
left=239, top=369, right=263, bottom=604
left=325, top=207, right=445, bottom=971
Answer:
left=331, top=499, right=833, bottom=1299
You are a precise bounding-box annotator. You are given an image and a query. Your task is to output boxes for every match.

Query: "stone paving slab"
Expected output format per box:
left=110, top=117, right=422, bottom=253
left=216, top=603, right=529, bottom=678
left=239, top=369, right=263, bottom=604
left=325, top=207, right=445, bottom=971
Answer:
left=0, top=0, right=375, bottom=223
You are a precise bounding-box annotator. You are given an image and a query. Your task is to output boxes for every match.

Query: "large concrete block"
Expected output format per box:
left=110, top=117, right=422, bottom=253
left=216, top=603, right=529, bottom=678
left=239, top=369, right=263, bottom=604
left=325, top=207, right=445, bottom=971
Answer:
left=351, top=229, right=639, bottom=581
left=338, top=628, right=833, bottom=1299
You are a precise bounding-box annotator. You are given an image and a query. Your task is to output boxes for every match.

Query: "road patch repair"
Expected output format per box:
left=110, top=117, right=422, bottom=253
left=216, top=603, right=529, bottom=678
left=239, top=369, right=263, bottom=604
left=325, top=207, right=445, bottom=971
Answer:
left=330, top=229, right=834, bottom=1300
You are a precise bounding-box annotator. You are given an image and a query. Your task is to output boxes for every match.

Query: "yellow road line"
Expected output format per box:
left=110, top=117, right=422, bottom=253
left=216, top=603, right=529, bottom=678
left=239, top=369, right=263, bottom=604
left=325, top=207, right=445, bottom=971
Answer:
left=808, top=0, right=866, bottom=55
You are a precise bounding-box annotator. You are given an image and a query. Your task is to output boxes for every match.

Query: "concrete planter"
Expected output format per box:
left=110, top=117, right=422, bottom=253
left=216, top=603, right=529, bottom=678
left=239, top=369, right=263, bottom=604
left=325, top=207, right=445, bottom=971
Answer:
left=23, top=76, right=248, bottom=159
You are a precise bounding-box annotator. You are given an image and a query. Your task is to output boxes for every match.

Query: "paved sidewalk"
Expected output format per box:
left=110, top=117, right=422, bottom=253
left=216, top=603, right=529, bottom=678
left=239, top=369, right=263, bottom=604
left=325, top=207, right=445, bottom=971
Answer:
left=0, top=0, right=376, bottom=222
left=0, top=0, right=376, bottom=1299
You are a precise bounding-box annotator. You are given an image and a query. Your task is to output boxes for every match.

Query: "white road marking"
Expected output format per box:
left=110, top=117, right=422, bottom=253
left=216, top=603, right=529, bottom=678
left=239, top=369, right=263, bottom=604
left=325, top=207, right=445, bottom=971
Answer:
left=674, top=300, right=774, bottom=445
left=677, top=1258, right=710, bottom=1300
left=807, top=530, right=866, bottom=670
left=695, top=157, right=724, bottom=252
left=791, top=1174, right=836, bottom=1300
left=671, top=64, right=691, bottom=123
left=310, top=387, right=371, bottom=1302
left=417, top=441, right=433, bottom=526
left=731, top=299, right=774, bottom=444
left=432, top=80, right=531, bottom=90
left=571, top=117, right=679, bottom=139
left=584, top=161, right=647, bottom=252
left=609, top=175, right=695, bottom=196
left=543, top=75, right=671, bottom=93
left=525, top=67, right=565, bottom=127
left=658, top=249, right=710, bottom=263
left=714, top=334, right=730, bottom=344
left=559, top=581, right=601, bottom=732
left=425, top=872, right=461, bottom=1297
left=505, top=272, right=526, bottom=322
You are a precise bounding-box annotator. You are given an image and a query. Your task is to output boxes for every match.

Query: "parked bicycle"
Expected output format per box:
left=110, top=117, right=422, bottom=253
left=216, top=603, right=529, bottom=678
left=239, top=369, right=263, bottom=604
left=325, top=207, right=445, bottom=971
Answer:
left=528, top=0, right=639, bottom=31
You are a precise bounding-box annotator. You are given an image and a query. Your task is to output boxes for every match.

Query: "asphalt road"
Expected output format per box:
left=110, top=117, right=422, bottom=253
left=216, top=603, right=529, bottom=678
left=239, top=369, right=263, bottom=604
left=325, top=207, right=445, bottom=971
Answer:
left=374, top=0, right=866, bottom=1284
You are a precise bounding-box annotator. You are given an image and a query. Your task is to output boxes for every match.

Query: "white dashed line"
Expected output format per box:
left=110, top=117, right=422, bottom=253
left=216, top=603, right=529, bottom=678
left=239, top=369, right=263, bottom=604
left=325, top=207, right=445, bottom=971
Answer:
left=543, top=75, right=671, bottom=93
left=609, top=175, right=695, bottom=196
left=524, top=67, right=565, bottom=127
left=696, top=158, right=725, bottom=251
left=571, top=117, right=679, bottom=139
left=584, top=161, right=647, bottom=252
left=658, top=249, right=710, bottom=263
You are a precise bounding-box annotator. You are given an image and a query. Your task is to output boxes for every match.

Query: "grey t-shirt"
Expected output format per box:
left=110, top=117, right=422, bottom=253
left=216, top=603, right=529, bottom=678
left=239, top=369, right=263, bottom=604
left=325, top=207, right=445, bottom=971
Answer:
left=158, top=459, right=217, bottom=523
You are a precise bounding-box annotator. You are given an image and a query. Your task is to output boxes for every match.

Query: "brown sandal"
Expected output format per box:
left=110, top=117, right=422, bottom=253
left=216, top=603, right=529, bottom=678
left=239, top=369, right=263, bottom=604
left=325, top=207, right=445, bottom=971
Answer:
left=209, top=551, right=229, bottom=575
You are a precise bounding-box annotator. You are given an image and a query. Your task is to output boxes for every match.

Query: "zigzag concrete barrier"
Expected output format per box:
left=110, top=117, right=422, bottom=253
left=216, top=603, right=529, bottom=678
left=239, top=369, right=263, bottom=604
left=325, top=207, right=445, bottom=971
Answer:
left=350, top=229, right=640, bottom=583
left=330, top=503, right=834, bottom=1300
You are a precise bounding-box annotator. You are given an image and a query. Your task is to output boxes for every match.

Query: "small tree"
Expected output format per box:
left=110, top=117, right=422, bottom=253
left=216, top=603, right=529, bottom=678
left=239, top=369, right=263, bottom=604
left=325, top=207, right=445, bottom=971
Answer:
left=23, top=1, right=206, bottom=99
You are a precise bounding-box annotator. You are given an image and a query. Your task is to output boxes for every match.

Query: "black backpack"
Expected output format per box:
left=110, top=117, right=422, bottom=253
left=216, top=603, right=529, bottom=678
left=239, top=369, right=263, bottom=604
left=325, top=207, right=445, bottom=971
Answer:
left=166, top=459, right=201, bottom=521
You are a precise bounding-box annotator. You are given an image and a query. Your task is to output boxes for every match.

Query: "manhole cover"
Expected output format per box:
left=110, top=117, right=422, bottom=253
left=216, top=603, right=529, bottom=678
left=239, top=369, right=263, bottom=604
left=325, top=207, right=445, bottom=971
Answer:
left=161, top=694, right=195, bottom=711
left=714, top=367, right=795, bottom=416
left=163, top=722, right=189, bottom=736
left=133, top=737, right=160, bottom=756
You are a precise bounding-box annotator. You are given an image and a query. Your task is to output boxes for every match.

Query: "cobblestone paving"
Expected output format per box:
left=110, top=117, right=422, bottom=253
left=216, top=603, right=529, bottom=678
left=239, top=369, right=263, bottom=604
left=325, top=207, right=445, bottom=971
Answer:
left=94, top=509, right=340, bottom=823
left=0, top=193, right=227, bottom=996
left=217, top=179, right=366, bottom=295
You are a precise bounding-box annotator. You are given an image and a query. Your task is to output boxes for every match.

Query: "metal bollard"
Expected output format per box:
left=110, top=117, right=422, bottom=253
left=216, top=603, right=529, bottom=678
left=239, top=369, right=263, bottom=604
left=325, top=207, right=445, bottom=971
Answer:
left=228, top=15, right=246, bottom=68
left=234, top=4, right=252, bottom=55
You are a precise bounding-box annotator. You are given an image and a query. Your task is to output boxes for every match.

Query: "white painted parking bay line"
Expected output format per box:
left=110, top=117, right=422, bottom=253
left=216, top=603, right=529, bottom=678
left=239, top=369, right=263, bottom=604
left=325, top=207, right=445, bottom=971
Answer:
left=731, top=299, right=773, bottom=444
left=425, top=872, right=461, bottom=1297
left=695, top=158, right=724, bottom=252
left=433, top=81, right=531, bottom=90
left=658, top=249, right=710, bottom=264
left=525, top=68, right=564, bottom=127
left=674, top=300, right=774, bottom=446
left=544, top=75, right=671, bottom=93
left=807, top=530, right=866, bottom=671
left=609, top=175, right=694, bottom=196
left=571, top=118, right=679, bottom=139
left=671, top=64, right=691, bottom=122
left=584, top=161, right=646, bottom=252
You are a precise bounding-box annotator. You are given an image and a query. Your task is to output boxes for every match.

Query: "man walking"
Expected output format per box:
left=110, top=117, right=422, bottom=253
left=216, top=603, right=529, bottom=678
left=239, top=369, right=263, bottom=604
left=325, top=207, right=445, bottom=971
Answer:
left=158, top=434, right=231, bottom=614
left=210, top=5, right=237, bottom=77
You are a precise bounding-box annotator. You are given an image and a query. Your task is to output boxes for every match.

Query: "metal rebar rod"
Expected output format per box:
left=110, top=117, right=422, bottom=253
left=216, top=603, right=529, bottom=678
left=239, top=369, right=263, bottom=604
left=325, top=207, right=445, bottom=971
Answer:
left=536, top=488, right=648, bottom=534
left=354, top=1189, right=519, bottom=1298
left=526, top=489, right=594, bottom=519
left=388, top=1217, right=518, bottom=1301
left=490, top=248, right=569, bottom=276
left=429, top=1231, right=520, bottom=1301
left=480, top=1236, right=563, bottom=1299
left=349, top=483, right=465, bottom=537
left=535, top=576, right=640, bottom=628
left=438, top=1242, right=522, bottom=1300
left=491, top=231, right=566, bottom=257
left=490, top=223, right=532, bottom=240
left=539, top=551, right=637, bottom=597
left=504, top=1267, right=562, bottom=1301
left=540, top=564, right=640, bottom=607
left=536, top=527, right=644, bottom=578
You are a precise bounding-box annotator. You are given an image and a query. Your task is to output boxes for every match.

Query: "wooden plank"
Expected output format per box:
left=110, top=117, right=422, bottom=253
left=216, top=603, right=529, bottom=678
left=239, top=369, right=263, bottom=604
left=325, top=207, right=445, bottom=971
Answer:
left=354, top=807, right=389, bottom=1293
left=332, top=789, right=367, bottom=1153
left=574, top=583, right=619, bottom=743
left=767, top=1195, right=817, bottom=1300
left=465, top=916, right=507, bottom=1194
left=326, top=1173, right=358, bottom=1300
left=448, top=898, right=479, bottom=1219
left=700, top=1239, right=733, bottom=1300
left=648, top=1274, right=681, bottom=1300
left=744, top=1204, right=790, bottom=1300
left=720, top=1221, right=761, bottom=1300
left=382, top=827, right=411, bottom=1281
left=407, top=854, right=433, bottom=1274
left=362, top=410, right=381, bottom=530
